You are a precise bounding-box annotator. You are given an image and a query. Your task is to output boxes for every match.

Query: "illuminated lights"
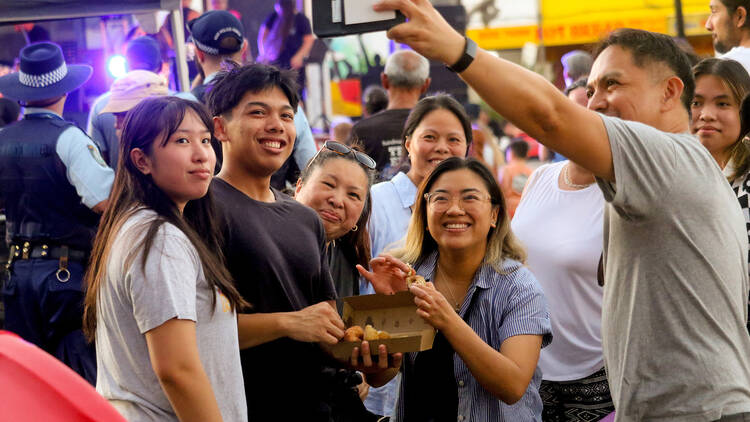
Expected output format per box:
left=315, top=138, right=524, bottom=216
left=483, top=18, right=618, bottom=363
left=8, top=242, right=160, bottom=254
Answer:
left=106, top=55, right=127, bottom=79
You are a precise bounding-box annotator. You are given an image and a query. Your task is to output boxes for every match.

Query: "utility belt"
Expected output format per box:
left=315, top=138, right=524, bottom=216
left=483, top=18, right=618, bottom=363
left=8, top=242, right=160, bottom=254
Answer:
left=6, top=242, right=90, bottom=283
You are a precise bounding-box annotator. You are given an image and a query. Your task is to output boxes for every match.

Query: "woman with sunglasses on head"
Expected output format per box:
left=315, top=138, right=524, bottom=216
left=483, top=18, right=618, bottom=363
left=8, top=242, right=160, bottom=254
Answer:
left=294, top=141, right=378, bottom=406
left=363, top=93, right=473, bottom=417
left=689, top=58, right=750, bottom=333
left=82, top=97, right=248, bottom=422
left=296, top=141, right=377, bottom=303
left=360, top=157, right=552, bottom=421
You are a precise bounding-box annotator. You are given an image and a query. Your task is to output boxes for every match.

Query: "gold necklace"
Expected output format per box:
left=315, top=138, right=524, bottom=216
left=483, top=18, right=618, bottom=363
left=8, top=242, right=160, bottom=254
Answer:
left=436, top=264, right=462, bottom=312
left=563, top=163, right=594, bottom=190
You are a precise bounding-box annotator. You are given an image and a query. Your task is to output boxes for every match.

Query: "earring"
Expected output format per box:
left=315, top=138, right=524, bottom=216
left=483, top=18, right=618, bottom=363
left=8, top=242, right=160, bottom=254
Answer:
left=491, top=221, right=497, bottom=228
left=351, top=225, right=358, bottom=232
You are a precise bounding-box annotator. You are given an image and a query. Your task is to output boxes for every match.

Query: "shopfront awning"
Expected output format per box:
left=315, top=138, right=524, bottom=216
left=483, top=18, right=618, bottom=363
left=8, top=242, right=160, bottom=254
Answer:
left=466, top=0, right=711, bottom=50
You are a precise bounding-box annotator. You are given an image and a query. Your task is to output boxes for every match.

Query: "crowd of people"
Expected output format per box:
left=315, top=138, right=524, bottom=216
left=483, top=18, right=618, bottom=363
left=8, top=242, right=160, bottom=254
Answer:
left=6, top=0, right=750, bottom=421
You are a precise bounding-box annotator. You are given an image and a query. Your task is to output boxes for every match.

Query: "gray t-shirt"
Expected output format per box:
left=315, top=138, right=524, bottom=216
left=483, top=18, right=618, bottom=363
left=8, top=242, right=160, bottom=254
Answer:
left=95, top=209, right=247, bottom=421
left=597, top=115, right=750, bottom=421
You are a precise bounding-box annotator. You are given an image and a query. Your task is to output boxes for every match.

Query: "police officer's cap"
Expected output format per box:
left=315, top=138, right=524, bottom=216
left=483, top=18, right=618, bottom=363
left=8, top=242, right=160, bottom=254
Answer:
left=188, top=11, right=245, bottom=56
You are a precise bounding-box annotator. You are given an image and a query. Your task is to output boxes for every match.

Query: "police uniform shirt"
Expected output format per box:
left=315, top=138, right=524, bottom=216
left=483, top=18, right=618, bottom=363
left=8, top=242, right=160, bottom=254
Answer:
left=24, top=107, right=114, bottom=208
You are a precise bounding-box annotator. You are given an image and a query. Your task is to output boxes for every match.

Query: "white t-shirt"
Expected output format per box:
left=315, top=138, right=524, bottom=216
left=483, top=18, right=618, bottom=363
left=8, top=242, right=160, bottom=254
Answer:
left=722, top=46, right=750, bottom=75
left=95, top=209, right=247, bottom=421
left=512, top=161, right=605, bottom=381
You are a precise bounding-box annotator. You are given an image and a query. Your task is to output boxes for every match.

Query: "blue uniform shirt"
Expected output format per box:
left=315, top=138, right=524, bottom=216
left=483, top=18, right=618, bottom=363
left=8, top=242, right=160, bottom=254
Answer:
left=28, top=108, right=114, bottom=208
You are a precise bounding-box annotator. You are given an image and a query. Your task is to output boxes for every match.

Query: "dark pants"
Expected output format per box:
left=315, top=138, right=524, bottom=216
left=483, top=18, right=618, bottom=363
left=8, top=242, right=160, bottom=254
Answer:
left=1, top=258, right=96, bottom=384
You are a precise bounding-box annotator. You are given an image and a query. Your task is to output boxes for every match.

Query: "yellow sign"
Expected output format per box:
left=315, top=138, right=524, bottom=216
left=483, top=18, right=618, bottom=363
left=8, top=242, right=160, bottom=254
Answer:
left=468, top=1, right=712, bottom=50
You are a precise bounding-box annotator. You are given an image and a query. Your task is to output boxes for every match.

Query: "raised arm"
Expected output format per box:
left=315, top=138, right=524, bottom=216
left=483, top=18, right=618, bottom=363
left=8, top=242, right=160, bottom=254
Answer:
left=375, top=0, right=614, bottom=181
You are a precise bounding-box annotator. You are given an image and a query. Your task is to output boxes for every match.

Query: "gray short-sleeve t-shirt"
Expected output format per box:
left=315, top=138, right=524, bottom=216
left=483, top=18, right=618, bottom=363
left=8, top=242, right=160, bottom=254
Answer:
left=596, top=115, right=750, bottom=421
left=95, top=209, right=247, bottom=421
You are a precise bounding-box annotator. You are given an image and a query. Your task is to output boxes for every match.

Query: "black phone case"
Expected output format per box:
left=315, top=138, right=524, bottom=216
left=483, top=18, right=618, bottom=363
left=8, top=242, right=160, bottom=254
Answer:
left=312, top=0, right=406, bottom=38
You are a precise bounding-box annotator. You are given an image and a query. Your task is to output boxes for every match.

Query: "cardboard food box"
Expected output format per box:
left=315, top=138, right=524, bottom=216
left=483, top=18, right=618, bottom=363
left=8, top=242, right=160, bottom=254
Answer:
left=325, top=291, right=436, bottom=359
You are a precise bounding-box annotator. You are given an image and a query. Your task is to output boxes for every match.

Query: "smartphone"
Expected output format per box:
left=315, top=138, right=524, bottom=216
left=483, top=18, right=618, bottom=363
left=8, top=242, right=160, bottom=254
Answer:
left=312, top=0, right=406, bottom=38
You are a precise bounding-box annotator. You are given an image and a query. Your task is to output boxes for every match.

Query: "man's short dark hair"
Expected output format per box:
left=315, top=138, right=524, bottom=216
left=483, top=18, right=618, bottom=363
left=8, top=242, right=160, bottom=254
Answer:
left=721, top=1, right=750, bottom=28
left=207, top=63, right=299, bottom=118
left=593, top=28, right=694, bottom=113
left=509, top=140, right=529, bottom=159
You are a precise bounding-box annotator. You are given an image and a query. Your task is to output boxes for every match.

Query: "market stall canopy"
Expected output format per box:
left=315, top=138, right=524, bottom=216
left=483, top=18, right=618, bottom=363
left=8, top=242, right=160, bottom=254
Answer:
left=0, top=0, right=180, bottom=23
left=465, top=0, right=712, bottom=50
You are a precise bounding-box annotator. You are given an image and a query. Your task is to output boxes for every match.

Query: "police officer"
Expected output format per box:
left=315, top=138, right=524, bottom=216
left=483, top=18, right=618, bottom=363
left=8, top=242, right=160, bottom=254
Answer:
left=188, top=10, right=247, bottom=103
left=0, top=42, right=114, bottom=384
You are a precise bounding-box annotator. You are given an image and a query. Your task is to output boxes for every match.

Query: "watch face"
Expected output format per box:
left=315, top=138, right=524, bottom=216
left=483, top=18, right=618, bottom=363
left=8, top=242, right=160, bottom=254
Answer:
left=466, top=37, right=478, bottom=58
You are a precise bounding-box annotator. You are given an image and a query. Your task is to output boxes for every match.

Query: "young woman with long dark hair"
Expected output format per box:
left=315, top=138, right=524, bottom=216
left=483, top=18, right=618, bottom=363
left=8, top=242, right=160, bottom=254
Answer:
left=82, top=96, right=248, bottom=422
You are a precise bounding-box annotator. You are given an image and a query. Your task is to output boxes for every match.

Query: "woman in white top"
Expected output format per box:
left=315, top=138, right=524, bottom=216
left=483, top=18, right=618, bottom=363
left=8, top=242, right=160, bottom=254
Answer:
left=511, top=78, right=614, bottom=421
left=512, top=160, right=611, bottom=421
left=368, top=94, right=473, bottom=275
left=82, top=97, right=249, bottom=422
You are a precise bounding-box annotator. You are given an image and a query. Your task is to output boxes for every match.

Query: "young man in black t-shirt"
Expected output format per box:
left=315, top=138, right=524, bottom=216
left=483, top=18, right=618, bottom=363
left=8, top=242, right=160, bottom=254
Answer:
left=207, top=64, right=394, bottom=421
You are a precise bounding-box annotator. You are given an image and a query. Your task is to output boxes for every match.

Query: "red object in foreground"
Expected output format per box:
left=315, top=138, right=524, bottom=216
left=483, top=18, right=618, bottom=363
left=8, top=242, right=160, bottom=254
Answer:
left=0, top=330, right=126, bottom=422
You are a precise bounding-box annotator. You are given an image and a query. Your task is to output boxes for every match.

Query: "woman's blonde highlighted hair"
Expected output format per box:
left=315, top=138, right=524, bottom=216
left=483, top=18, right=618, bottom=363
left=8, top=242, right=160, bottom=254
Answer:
left=390, top=157, right=526, bottom=270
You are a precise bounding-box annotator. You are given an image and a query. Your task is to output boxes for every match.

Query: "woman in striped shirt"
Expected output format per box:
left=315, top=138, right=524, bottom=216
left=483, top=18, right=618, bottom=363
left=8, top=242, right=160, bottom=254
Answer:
left=360, top=157, right=552, bottom=421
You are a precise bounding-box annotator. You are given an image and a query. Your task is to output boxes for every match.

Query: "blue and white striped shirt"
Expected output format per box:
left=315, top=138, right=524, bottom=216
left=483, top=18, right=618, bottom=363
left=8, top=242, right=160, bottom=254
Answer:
left=394, top=252, right=552, bottom=421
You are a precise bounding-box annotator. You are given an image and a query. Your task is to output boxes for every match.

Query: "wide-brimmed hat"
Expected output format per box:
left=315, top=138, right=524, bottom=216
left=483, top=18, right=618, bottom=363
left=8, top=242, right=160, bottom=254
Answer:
left=99, top=70, right=168, bottom=114
left=188, top=10, right=244, bottom=55
left=0, top=42, right=92, bottom=102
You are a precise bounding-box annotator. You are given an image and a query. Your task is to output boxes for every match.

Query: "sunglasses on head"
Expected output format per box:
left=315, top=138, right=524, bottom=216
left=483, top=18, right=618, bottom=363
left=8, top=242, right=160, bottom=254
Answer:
left=311, top=140, right=376, bottom=170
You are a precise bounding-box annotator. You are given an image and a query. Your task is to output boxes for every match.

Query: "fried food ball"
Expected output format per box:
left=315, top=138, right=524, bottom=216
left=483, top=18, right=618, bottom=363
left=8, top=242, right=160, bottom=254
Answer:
left=405, top=268, right=427, bottom=287
left=364, top=324, right=379, bottom=341
left=377, top=330, right=391, bottom=339
left=344, top=325, right=364, bottom=342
